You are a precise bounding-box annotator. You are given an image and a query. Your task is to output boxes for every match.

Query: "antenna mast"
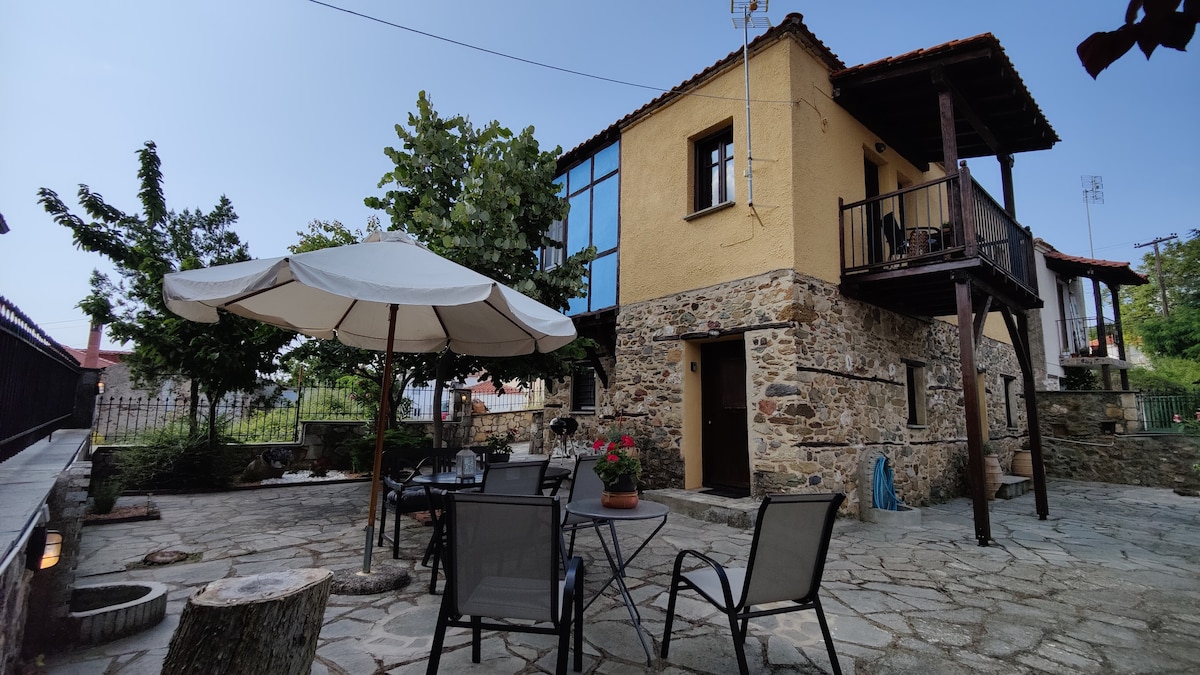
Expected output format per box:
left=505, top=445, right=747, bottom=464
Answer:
left=1081, top=175, right=1104, bottom=258
left=731, top=1, right=770, bottom=207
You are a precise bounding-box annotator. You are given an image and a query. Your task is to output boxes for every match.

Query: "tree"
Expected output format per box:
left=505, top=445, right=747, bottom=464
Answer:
left=38, top=141, right=293, bottom=447
left=1078, top=0, right=1200, bottom=78
left=1122, top=230, right=1200, bottom=388
left=364, top=92, right=595, bottom=446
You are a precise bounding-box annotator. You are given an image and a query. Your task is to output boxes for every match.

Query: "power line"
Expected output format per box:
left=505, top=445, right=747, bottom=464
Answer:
left=304, top=0, right=795, bottom=105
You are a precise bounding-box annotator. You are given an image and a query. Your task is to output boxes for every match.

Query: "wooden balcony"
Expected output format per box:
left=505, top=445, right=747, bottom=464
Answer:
left=839, top=164, right=1041, bottom=318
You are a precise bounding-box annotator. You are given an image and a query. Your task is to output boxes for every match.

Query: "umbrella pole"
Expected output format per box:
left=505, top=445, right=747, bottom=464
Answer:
left=363, top=304, right=399, bottom=574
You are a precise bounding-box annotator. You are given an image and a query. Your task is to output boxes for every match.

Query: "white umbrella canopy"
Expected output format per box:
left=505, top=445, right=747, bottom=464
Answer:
left=162, top=229, right=577, bottom=574
left=163, top=230, right=576, bottom=355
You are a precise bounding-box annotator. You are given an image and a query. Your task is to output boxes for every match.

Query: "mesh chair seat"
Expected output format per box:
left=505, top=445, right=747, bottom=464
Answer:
left=427, top=493, right=584, bottom=675
left=662, top=492, right=845, bottom=675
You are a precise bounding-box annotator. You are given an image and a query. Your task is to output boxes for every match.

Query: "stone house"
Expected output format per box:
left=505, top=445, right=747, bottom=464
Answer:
left=542, top=13, right=1061, bottom=537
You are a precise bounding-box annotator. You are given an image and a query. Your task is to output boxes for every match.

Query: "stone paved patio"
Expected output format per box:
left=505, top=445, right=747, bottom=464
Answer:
left=32, top=476, right=1200, bottom=674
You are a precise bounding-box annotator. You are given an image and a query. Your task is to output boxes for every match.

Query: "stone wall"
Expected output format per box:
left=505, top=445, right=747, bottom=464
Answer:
left=569, top=269, right=1026, bottom=515
left=0, top=541, right=33, bottom=675
left=1037, top=390, right=1200, bottom=491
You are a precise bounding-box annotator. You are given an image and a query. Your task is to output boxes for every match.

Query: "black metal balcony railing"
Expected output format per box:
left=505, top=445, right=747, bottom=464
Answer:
left=1056, top=315, right=1119, bottom=358
left=839, top=166, right=1036, bottom=296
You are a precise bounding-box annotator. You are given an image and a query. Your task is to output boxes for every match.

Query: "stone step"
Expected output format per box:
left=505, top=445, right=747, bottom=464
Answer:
left=641, top=488, right=759, bottom=529
left=996, top=475, right=1030, bottom=500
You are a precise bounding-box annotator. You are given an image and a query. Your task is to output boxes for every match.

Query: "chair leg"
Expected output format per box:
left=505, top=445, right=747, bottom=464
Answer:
left=660, top=580, right=680, bottom=658
left=814, top=597, right=842, bottom=675
left=391, top=510, right=401, bottom=559
left=378, top=495, right=387, bottom=547
left=556, top=617, right=571, bottom=675
left=567, top=528, right=578, bottom=557
left=728, top=609, right=750, bottom=675
left=426, top=598, right=451, bottom=675
left=573, top=573, right=584, bottom=672
left=471, top=616, right=482, bottom=663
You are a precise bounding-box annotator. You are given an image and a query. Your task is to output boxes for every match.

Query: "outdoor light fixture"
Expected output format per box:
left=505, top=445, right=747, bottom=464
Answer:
left=26, top=527, right=63, bottom=571
left=875, top=142, right=887, bottom=153
left=97, top=380, right=105, bottom=394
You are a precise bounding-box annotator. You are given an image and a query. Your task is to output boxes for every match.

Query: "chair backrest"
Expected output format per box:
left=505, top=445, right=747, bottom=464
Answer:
left=742, top=493, right=845, bottom=607
left=568, top=456, right=604, bottom=507
left=446, top=492, right=561, bottom=622
left=481, top=459, right=549, bottom=495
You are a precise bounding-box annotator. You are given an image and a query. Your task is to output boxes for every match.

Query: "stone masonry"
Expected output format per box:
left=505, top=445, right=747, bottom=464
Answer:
left=554, top=269, right=1025, bottom=516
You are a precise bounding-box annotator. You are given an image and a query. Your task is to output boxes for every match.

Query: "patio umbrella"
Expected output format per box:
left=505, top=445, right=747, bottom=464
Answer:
left=162, top=230, right=576, bottom=573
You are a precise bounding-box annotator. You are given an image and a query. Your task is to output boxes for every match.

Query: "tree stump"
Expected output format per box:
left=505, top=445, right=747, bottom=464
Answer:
left=163, top=568, right=333, bottom=675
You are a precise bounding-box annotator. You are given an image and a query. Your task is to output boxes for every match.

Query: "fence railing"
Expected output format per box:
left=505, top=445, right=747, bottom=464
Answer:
left=1, top=296, right=82, bottom=461
left=1137, top=391, right=1200, bottom=433
left=94, top=382, right=547, bottom=444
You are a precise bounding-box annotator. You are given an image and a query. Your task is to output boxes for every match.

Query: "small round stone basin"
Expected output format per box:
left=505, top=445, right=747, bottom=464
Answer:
left=69, top=581, right=168, bottom=646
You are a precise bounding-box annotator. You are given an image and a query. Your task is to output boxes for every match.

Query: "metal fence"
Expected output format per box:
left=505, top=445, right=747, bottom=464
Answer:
left=1, top=296, right=82, bottom=461
left=93, top=381, right=546, bottom=444
left=1137, top=390, right=1200, bottom=433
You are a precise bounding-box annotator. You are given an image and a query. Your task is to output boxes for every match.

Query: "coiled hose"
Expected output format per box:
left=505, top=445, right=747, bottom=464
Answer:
left=872, top=455, right=902, bottom=511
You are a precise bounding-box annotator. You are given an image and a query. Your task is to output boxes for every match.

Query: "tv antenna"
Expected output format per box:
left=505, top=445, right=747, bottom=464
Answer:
left=731, top=1, right=770, bottom=206
left=1081, top=175, right=1104, bottom=258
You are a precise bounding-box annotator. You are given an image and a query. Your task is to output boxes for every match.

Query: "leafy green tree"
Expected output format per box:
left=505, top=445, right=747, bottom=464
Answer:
left=38, top=141, right=293, bottom=447
left=1124, top=230, right=1200, bottom=358
left=364, top=92, right=595, bottom=446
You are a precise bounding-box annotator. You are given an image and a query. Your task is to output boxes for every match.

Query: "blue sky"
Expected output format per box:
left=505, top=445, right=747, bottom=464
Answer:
left=2, top=1, right=1196, bottom=349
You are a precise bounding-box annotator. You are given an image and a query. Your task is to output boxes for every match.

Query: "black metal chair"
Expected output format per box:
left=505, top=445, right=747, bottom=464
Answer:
left=661, top=492, right=846, bottom=675
left=427, top=493, right=584, bottom=675
left=561, top=455, right=604, bottom=557
left=426, top=459, right=550, bottom=593
left=377, top=449, right=445, bottom=559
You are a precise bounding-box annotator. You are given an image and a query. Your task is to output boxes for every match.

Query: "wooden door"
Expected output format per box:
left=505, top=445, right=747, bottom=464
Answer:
left=701, top=340, right=750, bottom=495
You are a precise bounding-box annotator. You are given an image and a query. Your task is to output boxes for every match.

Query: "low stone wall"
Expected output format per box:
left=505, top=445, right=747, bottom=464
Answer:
left=1037, top=390, right=1200, bottom=491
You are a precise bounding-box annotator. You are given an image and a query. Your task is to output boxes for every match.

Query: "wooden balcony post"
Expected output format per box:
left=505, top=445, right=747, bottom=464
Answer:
left=958, top=162, right=977, bottom=257
left=1109, top=282, right=1131, bottom=390
left=955, top=277, right=991, bottom=546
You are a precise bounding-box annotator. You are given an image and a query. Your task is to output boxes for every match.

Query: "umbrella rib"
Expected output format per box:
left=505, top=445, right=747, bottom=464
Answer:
left=334, top=299, right=357, bottom=334
left=222, top=278, right=295, bottom=306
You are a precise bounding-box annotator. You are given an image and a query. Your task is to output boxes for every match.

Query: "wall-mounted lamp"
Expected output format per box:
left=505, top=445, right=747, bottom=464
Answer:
left=690, top=362, right=698, bottom=372
left=707, top=330, right=721, bottom=337
left=874, top=142, right=887, bottom=154
left=97, top=380, right=105, bottom=395
left=26, top=527, right=63, bottom=571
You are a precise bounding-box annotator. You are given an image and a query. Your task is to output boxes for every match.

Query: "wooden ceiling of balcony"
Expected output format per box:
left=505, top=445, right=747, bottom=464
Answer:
left=831, top=34, right=1059, bottom=171
left=840, top=256, right=1043, bottom=319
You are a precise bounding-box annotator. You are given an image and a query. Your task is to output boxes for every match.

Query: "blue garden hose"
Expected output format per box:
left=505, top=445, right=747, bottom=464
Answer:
left=872, top=456, right=903, bottom=511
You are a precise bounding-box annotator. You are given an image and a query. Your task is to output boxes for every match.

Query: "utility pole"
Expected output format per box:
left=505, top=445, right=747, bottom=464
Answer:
left=1135, top=233, right=1178, bottom=317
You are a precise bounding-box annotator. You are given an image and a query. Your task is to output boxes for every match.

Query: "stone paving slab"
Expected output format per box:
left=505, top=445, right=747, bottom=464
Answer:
left=28, top=478, right=1200, bottom=674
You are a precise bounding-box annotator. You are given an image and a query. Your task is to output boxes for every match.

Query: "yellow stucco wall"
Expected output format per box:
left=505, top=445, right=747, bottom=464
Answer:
left=618, top=36, right=943, bottom=303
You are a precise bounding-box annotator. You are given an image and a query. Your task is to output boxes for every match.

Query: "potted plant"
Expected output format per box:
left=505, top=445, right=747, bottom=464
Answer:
left=484, top=429, right=517, bottom=464
left=592, top=431, right=642, bottom=508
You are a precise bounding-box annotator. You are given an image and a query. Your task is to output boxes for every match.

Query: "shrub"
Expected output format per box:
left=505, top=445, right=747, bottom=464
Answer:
left=116, top=422, right=244, bottom=491
left=90, top=479, right=122, bottom=515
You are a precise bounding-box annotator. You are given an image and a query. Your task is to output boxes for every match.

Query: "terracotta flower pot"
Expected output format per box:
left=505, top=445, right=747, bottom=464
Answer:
left=984, top=455, right=1003, bottom=500
left=601, top=474, right=638, bottom=509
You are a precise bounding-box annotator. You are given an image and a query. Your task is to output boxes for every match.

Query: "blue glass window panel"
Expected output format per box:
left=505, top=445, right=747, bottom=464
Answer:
left=567, top=191, right=591, bottom=257
left=568, top=286, right=589, bottom=315
left=567, top=159, right=591, bottom=195
left=590, top=253, right=617, bottom=310
left=593, top=142, right=619, bottom=178
left=591, top=177, right=618, bottom=252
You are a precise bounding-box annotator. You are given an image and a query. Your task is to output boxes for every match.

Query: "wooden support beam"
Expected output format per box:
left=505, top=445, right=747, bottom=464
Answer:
left=1001, top=308, right=1049, bottom=520
left=956, top=278, right=991, bottom=545
left=973, top=295, right=993, bottom=348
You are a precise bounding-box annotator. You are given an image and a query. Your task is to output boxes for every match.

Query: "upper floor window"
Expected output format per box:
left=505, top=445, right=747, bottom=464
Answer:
left=571, top=363, right=596, bottom=412
left=695, top=127, right=734, bottom=211
left=548, top=141, right=620, bottom=316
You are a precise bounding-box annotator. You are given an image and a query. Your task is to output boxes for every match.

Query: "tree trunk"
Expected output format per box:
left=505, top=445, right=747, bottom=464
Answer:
left=163, top=568, right=333, bottom=675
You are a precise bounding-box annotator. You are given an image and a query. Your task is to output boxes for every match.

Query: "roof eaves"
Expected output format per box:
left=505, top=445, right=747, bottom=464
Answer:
left=557, top=13, right=841, bottom=171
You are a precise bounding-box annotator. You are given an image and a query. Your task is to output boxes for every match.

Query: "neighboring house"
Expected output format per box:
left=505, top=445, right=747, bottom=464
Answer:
left=542, top=13, right=1060, bottom=537
left=1029, top=239, right=1148, bottom=392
